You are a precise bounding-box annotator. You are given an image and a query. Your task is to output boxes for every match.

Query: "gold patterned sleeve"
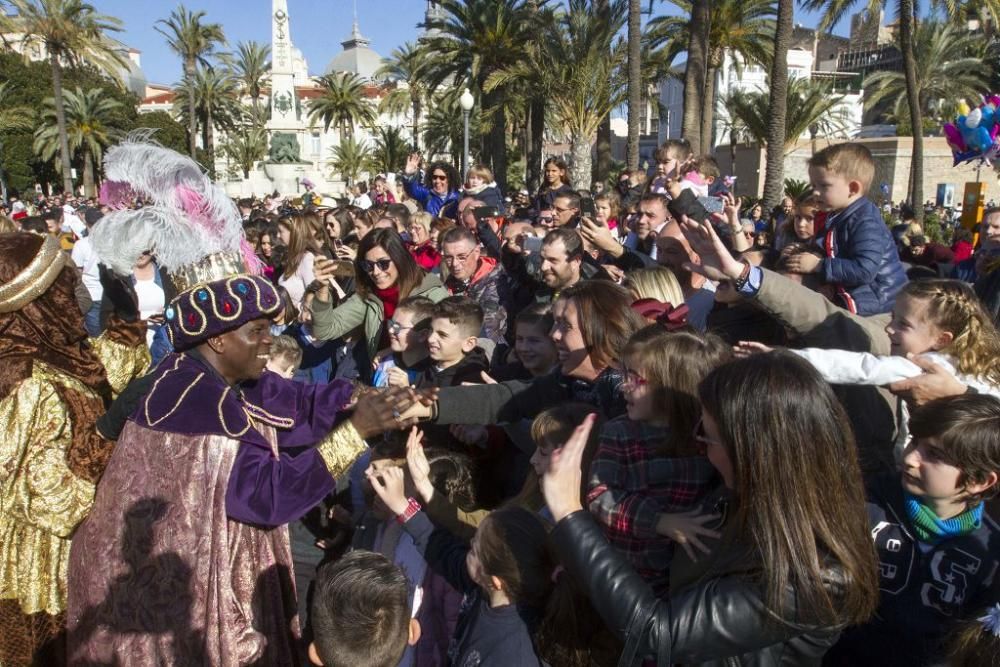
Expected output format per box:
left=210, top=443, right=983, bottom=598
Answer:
left=90, top=333, right=151, bottom=397
left=0, top=377, right=96, bottom=538
left=315, top=420, right=368, bottom=479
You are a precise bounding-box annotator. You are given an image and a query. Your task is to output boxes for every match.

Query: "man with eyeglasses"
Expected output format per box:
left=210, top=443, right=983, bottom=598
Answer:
left=440, top=226, right=510, bottom=343
left=402, top=152, right=460, bottom=219
left=552, top=192, right=582, bottom=229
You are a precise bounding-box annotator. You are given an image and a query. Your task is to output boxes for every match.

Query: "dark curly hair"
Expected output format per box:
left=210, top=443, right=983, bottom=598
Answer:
left=423, top=161, right=461, bottom=194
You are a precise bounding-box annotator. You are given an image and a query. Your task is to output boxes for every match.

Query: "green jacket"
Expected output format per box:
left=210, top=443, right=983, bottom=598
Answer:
left=311, top=271, right=448, bottom=362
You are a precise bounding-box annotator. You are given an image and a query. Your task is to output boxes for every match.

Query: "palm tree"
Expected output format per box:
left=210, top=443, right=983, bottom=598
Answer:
left=10, top=0, right=128, bottom=195
left=422, top=89, right=479, bottom=166
left=646, top=0, right=775, bottom=151
left=328, top=137, right=373, bottom=186
left=308, top=72, right=378, bottom=143
left=724, top=77, right=850, bottom=153
left=420, top=0, right=538, bottom=192
left=680, top=0, right=709, bottom=152
left=156, top=5, right=226, bottom=158
left=223, top=125, right=268, bottom=179
left=376, top=42, right=429, bottom=151
left=0, top=81, right=34, bottom=201
left=34, top=86, right=121, bottom=196
left=546, top=0, right=627, bottom=188
left=626, top=0, right=642, bottom=171
left=863, top=21, right=991, bottom=127
left=372, top=126, right=411, bottom=174
left=225, top=40, right=270, bottom=114
left=801, top=0, right=973, bottom=218
left=172, top=66, right=240, bottom=167
left=761, top=0, right=793, bottom=211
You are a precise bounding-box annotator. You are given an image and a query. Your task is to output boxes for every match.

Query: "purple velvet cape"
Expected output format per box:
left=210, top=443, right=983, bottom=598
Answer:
left=131, top=352, right=355, bottom=527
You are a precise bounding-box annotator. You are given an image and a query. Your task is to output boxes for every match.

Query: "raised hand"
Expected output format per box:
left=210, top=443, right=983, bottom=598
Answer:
left=542, top=413, right=597, bottom=522
left=678, top=215, right=746, bottom=283
left=405, top=427, right=435, bottom=503
left=405, top=152, right=421, bottom=176
left=366, top=465, right=409, bottom=516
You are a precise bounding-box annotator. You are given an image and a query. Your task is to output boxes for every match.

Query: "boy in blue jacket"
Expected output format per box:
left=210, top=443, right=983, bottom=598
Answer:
left=826, top=394, right=1000, bottom=666
left=785, top=143, right=907, bottom=315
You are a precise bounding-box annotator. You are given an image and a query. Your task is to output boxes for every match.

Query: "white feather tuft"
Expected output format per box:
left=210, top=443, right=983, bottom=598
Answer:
left=94, top=135, right=247, bottom=273
left=91, top=205, right=224, bottom=274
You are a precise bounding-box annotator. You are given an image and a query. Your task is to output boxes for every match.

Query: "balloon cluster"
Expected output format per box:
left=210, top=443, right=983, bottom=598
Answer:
left=944, top=95, right=1000, bottom=165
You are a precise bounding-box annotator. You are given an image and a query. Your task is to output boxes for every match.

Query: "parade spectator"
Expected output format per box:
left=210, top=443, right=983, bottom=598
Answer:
left=402, top=153, right=461, bottom=219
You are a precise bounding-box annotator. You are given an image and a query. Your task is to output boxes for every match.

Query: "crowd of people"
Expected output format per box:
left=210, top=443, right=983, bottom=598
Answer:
left=1, top=135, right=999, bottom=667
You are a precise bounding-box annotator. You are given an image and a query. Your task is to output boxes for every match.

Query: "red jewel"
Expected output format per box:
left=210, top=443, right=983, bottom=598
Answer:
left=223, top=301, right=233, bottom=314
left=187, top=313, right=197, bottom=326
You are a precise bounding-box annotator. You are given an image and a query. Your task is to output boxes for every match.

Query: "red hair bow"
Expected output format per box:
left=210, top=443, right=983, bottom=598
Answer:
left=630, top=299, right=690, bottom=331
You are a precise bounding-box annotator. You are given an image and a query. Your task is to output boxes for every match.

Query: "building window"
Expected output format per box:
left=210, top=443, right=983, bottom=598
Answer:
left=311, top=133, right=321, bottom=156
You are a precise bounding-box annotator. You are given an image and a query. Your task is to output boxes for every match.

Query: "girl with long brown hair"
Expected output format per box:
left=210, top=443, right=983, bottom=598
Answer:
left=543, top=352, right=879, bottom=665
left=276, top=212, right=317, bottom=309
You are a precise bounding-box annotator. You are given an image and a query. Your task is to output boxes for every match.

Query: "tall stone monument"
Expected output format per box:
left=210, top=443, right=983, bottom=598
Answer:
left=264, top=0, right=309, bottom=195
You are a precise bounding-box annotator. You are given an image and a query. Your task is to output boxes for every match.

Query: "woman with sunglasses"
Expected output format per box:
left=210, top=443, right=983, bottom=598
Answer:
left=310, top=228, right=448, bottom=383
left=402, top=152, right=461, bottom=219
left=542, top=352, right=880, bottom=665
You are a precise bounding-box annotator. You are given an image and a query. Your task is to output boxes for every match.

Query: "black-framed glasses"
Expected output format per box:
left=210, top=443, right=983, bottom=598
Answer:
left=431, top=173, right=448, bottom=181
left=360, top=258, right=393, bottom=274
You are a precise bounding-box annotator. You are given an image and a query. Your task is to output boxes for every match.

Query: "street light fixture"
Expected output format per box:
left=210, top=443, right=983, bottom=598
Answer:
left=459, top=87, right=474, bottom=178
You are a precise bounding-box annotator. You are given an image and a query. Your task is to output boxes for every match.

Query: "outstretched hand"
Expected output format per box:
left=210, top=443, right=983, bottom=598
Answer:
left=405, top=427, right=436, bottom=503
left=678, top=215, right=746, bottom=283
left=542, top=413, right=597, bottom=522
left=888, top=353, right=967, bottom=406
left=733, top=341, right=773, bottom=358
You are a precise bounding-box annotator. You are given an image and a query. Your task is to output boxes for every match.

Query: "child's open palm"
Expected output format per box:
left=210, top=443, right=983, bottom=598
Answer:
left=366, top=465, right=409, bottom=516
left=405, top=427, right=435, bottom=503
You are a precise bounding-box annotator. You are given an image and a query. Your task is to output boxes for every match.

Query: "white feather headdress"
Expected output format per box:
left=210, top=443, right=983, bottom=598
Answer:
left=90, top=133, right=258, bottom=281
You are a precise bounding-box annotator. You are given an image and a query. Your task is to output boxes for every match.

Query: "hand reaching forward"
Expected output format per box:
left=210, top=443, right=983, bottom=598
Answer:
left=542, top=413, right=597, bottom=522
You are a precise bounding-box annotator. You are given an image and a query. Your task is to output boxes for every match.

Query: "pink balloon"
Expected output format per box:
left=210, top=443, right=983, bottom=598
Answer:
left=991, top=123, right=1000, bottom=142
left=944, top=123, right=967, bottom=152
left=987, top=95, right=1000, bottom=107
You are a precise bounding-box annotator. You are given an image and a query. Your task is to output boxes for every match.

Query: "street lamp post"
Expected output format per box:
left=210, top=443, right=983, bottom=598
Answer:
left=459, top=88, right=474, bottom=178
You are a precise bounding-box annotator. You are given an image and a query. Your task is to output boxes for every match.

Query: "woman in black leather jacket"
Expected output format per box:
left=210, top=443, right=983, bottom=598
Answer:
left=541, top=352, right=880, bottom=666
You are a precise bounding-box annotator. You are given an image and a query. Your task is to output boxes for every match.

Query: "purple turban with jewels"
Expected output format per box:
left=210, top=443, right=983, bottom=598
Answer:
left=165, top=274, right=280, bottom=351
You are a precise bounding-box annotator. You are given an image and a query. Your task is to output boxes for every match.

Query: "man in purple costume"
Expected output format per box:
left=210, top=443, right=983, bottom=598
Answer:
left=66, top=270, right=417, bottom=666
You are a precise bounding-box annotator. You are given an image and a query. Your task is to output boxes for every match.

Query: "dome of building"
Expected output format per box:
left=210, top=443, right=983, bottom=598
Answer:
left=323, top=21, right=384, bottom=81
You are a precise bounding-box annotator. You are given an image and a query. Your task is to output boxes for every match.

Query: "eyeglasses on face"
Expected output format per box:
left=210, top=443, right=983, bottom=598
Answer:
left=360, top=258, right=393, bottom=274
left=387, top=319, right=414, bottom=335
left=554, top=205, right=575, bottom=214
left=442, top=251, right=475, bottom=264
left=692, top=417, right=723, bottom=452
left=431, top=173, right=448, bottom=181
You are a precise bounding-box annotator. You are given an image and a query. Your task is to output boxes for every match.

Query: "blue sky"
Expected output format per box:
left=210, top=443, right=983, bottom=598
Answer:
left=93, top=1, right=854, bottom=87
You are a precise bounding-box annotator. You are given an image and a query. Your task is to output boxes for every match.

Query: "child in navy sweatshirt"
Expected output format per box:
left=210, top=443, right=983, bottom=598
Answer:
left=826, top=394, right=1000, bottom=666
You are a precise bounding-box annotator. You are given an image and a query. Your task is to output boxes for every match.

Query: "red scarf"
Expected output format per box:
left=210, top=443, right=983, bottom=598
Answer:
left=374, top=285, right=401, bottom=320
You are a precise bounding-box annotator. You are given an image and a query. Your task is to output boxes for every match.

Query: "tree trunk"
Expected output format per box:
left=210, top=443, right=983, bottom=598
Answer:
left=412, top=97, right=422, bottom=151
left=682, top=0, right=710, bottom=154
left=528, top=97, right=545, bottom=193
left=701, top=65, right=717, bottom=152
left=186, top=60, right=198, bottom=158
left=626, top=0, right=642, bottom=171
left=569, top=135, right=592, bottom=190
left=730, top=126, right=738, bottom=195
left=206, top=108, right=216, bottom=177
left=50, top=53, right=74, bottom=195
left=82, top=149, right=96, bottom=198
left=594, top=115, right=612, bottom=189
left=899, top=0, right=924, bottom=220
left=484, top=87, right=508, bottom=193
left=761, top=0, right=793, bottom=211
